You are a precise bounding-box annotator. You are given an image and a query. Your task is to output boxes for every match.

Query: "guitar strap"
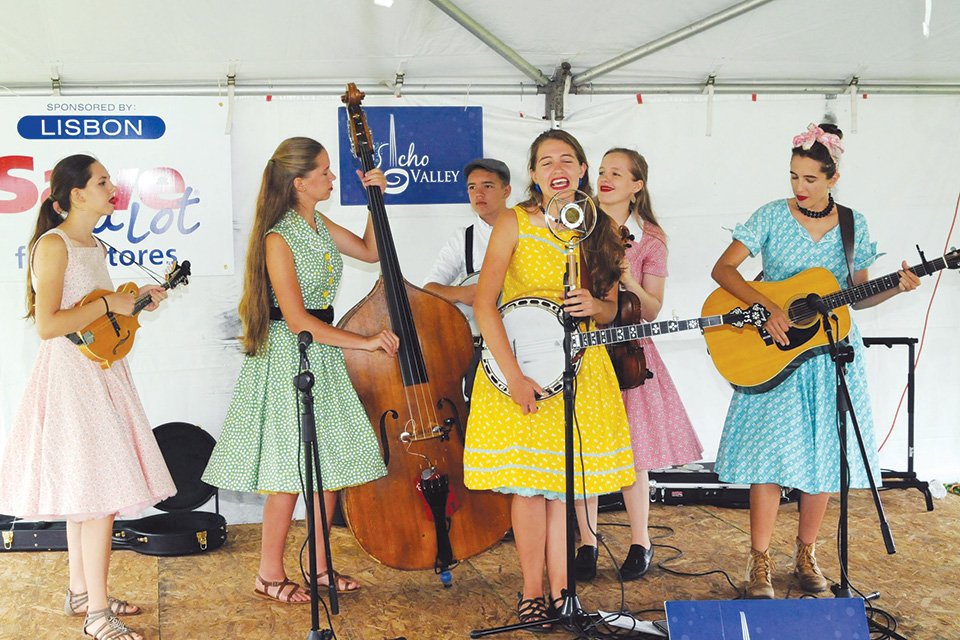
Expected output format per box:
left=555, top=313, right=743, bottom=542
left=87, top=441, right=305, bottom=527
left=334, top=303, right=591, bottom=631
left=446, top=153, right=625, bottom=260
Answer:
left=464, top=224, right=475, bottom=275
left=836, top=204, right=856, bottom=287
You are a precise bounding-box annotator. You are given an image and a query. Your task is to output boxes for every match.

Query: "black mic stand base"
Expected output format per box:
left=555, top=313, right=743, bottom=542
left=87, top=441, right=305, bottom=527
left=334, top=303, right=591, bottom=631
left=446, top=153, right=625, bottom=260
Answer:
left=296, top=357, right=338, bottom=640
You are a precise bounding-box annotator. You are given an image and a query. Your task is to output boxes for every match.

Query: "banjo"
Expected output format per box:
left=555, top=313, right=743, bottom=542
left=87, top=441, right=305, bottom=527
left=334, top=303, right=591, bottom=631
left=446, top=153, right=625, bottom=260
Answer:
left=480, top=296, right=769, bottom=399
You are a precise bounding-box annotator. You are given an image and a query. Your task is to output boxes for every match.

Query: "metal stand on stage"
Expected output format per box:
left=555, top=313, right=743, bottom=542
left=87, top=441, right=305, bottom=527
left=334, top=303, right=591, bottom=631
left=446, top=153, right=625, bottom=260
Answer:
left=861, top=336, right=934, bottom=510
left=295, top=330, right=337, bottom=640
left=808, top=298, right=908, bottom=640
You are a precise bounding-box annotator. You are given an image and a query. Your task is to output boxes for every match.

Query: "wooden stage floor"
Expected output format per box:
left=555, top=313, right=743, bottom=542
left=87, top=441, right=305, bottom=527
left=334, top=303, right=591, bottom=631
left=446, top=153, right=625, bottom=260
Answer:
left=2, top=489, right=957, bottom=639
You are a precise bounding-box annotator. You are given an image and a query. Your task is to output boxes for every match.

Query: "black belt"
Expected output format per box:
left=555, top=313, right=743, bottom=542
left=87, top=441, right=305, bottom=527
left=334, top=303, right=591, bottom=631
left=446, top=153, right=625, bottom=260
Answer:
left=269, top=306, right=333, bottom=324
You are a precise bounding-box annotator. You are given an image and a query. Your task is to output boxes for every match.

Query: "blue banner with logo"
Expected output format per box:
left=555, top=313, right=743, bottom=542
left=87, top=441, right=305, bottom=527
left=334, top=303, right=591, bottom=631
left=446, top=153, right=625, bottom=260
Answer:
left=338, top=106, right=482, bottom=206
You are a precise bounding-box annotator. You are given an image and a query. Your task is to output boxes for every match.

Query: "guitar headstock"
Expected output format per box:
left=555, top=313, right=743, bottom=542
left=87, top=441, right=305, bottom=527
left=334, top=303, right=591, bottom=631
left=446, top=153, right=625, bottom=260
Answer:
left=164, top=260, right=191, bottom=291
left=341, top=82, right=372, bottom=162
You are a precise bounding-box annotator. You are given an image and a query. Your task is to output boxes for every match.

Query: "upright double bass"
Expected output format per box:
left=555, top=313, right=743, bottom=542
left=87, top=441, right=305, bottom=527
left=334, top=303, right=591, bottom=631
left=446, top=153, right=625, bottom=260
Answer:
left=337, top=84, right=511, bottom=572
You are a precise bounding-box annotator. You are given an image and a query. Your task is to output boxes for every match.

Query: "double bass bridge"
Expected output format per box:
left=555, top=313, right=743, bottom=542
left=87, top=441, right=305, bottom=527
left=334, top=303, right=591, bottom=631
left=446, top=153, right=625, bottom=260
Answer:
left=399, top=418, right=452, bottom=443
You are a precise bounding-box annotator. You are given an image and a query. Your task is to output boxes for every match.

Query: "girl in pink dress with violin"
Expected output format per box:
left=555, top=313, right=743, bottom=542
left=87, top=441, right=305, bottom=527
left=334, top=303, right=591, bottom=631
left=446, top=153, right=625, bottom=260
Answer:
left=574, top=148, right=703, bottom=583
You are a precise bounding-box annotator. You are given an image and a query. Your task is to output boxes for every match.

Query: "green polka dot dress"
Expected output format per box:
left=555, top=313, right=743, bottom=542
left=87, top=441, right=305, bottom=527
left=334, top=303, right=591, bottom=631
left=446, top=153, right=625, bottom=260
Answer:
left=202, top=211, right=387, bottom=493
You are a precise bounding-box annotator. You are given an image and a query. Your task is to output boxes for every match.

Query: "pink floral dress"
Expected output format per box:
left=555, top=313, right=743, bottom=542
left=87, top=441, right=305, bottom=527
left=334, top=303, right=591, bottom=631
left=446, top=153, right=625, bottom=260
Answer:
left=0, top=228, right=176, bottom=521
left=620, top=221, right=703, bottom=471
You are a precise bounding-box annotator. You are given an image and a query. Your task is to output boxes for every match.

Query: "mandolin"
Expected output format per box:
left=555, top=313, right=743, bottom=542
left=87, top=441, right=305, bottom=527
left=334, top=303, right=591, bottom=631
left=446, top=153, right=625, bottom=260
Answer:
left=701, top=249, right=959, bottom=393
left=67, top=260, right=191, bottom=369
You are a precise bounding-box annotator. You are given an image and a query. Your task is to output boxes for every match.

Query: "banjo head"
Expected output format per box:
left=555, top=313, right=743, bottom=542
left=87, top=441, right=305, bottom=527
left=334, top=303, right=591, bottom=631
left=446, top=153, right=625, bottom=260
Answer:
left=480, top=296, right=581, bottom=399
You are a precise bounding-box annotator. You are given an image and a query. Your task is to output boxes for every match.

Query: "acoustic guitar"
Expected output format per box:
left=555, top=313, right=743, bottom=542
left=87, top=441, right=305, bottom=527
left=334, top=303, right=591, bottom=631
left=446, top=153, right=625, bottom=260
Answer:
left=701, top=249, right=959, bottom=393
left=480, top=296, right=769, bottom=399
left=68, top=260, right=191, bottom=369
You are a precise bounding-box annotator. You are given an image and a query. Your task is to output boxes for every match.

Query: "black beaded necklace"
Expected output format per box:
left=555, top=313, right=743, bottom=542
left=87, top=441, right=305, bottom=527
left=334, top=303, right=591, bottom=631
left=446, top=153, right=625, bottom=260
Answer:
left=797, top=193, right=834, bottom=219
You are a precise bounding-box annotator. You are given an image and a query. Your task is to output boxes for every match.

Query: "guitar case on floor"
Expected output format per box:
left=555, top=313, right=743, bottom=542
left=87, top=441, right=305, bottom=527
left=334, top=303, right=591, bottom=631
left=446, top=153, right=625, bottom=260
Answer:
left=1, top=422, right=226, bottom=556
left=112, top=421, right=227, bottom=555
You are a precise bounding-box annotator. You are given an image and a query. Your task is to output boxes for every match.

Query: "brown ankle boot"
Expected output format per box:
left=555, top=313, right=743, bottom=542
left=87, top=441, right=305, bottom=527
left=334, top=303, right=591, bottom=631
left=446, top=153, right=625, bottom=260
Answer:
left=794, top=537, right=828, bottom=592
left=745, top=547, right=774, bottom=599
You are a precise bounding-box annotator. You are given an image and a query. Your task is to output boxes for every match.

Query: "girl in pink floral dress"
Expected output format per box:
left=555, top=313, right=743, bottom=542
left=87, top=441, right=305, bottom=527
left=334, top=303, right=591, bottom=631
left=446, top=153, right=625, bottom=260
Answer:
left=575, top=148, right=703, bottom=582
left=0, top=155, right=176, bottom=640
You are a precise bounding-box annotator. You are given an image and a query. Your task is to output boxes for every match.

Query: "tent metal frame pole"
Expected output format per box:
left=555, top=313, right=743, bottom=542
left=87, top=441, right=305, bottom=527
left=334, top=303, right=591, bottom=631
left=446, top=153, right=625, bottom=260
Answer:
left=4, top=81, right=960, bottom=98
left=425, top=0, right=550, bottom=86
left=572, top=0, right=779, bottom=86
left=573, top=83, right=960, bottom=95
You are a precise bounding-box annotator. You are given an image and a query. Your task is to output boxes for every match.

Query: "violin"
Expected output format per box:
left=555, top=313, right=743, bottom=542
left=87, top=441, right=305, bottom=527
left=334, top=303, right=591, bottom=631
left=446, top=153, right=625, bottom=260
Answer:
left=336, top=84, right=510, bottom=572
left=606, top=226, right=650, bottom=389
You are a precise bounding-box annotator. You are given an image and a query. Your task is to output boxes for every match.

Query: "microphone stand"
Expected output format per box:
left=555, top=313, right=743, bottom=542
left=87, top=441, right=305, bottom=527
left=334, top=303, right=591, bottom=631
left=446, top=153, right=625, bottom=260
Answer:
left=810, top=296, right=897, bottom=623
left=296, top=332, right=337, bottom=640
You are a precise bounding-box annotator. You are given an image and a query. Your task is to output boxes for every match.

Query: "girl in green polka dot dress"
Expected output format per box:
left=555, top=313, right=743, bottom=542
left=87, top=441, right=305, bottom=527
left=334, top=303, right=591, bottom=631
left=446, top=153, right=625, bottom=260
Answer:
left=203, top=137, right=399, bottom=602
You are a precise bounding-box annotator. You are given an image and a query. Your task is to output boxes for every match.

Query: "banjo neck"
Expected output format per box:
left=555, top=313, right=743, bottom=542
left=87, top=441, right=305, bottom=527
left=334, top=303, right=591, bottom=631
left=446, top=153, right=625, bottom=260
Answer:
left=571, top=305, right=767, bottom=351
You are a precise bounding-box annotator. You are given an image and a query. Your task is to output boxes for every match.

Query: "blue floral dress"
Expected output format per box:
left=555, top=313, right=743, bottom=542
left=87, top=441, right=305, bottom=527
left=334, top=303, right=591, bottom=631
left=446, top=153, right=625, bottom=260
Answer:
left=715, top=200, right=880, bottom=494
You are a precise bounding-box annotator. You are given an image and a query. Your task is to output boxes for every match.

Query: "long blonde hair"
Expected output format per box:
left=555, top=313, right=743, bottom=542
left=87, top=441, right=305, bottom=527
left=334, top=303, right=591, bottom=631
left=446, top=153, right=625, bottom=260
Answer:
left=25, top=154, right=97, bottom=318
left=519, top=130, right=623, bottom=297
left=239, top=137, right=325, bottom=356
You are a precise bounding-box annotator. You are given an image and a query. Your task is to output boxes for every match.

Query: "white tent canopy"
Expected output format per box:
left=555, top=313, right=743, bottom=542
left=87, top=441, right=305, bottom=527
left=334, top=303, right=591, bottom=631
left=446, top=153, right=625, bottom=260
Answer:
left=4, top=0, right=960, bottom=102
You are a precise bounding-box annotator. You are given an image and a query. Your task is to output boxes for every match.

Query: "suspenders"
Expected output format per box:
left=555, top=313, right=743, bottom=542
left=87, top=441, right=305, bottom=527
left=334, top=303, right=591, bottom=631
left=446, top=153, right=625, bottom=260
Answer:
left=464, top=224, right=475, bottom=275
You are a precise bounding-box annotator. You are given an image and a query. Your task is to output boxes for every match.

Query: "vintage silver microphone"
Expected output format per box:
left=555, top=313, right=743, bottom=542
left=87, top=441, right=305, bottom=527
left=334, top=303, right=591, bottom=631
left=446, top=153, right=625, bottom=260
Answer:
left=544, top=189, right=596, bottom=247
left=543, top=189, right=597, bottom=325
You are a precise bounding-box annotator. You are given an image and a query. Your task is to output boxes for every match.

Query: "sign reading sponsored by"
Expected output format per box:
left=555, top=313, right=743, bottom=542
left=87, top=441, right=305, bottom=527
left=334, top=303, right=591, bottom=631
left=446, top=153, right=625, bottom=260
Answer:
left=0, top=98, right=233, bottom=282
left=337, top=106, right=482, bottom=206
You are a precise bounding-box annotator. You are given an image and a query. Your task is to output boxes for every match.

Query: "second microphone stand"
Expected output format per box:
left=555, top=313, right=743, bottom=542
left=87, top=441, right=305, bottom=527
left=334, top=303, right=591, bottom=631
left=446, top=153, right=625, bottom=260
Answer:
left=809, top=299, right=895, bottom=599
left=296, top=332, right=338, bottom=640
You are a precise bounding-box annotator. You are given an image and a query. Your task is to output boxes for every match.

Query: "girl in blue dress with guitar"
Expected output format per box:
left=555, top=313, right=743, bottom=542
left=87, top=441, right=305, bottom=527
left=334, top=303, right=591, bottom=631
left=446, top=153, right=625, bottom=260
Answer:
left=710, top=123, right=921, bottom=599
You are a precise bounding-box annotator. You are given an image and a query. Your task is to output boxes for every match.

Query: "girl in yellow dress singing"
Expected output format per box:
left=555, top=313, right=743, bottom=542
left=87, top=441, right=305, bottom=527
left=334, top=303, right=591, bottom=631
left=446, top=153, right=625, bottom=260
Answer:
left=463, top=130, right=635, bottom=629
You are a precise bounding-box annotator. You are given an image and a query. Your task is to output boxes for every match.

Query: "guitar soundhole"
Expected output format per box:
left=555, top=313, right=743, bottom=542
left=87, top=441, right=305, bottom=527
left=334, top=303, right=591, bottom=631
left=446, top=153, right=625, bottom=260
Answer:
left=787, top=297, right=818, bottom=328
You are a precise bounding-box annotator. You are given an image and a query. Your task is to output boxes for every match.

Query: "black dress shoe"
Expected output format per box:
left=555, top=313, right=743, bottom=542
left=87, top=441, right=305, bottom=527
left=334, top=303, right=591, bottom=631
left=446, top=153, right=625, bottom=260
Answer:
left=574, top=544, right=598, bottom=581
left=619, top=544, right=654, bottom=581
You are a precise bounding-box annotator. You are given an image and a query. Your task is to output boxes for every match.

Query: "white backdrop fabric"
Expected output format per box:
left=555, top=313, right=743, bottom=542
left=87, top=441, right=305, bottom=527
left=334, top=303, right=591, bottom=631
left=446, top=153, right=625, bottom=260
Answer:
left=1, top=92, right=957, bottom=524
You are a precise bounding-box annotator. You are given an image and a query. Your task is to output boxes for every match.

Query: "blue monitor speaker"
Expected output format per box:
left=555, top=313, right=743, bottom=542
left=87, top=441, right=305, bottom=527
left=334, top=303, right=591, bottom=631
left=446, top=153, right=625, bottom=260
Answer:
left=665, top=598, right=870, bottom=639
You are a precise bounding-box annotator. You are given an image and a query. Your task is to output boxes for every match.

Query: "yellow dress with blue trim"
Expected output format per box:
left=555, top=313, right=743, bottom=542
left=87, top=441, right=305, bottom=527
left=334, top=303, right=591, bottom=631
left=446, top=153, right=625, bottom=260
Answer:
left=463, top=206, right=635, bottom=499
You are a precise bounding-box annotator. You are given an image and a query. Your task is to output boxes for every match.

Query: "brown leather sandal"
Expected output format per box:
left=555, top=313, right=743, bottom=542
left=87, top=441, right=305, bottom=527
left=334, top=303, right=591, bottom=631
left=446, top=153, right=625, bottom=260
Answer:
left=315, top=569, right=361, bottom=594
left=253, top=574, right=310, bottom=604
